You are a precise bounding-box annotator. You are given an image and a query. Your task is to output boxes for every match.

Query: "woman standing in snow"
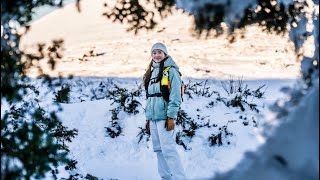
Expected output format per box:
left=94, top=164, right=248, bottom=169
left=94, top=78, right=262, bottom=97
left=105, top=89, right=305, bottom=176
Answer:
left=143, top=42, right=186, bottom=180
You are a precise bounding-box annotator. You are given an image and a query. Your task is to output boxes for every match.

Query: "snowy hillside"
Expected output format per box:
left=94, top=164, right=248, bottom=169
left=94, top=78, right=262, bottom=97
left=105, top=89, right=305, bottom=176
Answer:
left=19, top=0, right=303, bottom=80
left=11, top=77, right=296, bottom=179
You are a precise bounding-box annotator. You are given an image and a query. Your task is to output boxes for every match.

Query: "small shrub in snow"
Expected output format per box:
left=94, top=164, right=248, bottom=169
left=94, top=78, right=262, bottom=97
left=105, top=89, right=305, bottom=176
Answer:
left=184, top=80, right=219, bottom=99
left=105, top=123, right=122, bottom=138
left=54, top=79, right=114, bottom=103
left=54, top=122, right=78, bottom=151
left=175, top=109, right=212, bottom=150
left=64, top=159, right=78, bottom=171
left=90, top=81, right=111, bottom=101
left=220, top=79, right=266, bottom=113
left=208, top=125, right=233, bottom=147
left=176, top=131, right=191, bottom=150
left=176, top=109, right=193, bottom=128
left=105, top=107, right=123, bottom=138
left=208, top=132, right=223, bottom=146
left=53, top=84, right=71, bottom=103
left=177, top=114, right=197, bottom=140
left=175, top=110, right=196, bottom=150
left=136, top=127, right=150, bottom=143
left=107, top=84, right=142, bottom=114
left=175, top=122, right=202, bottom=150
left=105, top=84, right=143, bottom=139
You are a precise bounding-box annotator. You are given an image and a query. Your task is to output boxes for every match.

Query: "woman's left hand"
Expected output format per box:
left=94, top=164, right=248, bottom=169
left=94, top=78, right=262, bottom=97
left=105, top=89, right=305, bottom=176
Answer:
left=165, top=117, right=175, bottom=131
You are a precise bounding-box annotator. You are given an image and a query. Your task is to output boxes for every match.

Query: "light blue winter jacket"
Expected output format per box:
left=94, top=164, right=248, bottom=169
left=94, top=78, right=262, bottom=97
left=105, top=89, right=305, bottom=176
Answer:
left=145, top=56, right=182, bottom=121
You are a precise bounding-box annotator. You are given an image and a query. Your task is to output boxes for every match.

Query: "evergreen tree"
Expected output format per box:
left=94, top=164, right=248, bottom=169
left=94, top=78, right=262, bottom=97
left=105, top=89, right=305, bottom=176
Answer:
left=1, top=0, right=78, bottom=178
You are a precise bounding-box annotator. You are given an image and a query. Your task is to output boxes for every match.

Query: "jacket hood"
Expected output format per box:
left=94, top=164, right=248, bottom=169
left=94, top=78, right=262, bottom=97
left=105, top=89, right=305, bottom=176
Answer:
left=152, top=56, right=179, bottom=71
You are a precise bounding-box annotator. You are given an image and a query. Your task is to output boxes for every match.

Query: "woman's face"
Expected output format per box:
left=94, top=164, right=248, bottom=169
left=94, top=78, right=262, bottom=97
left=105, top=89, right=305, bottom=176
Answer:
left=152, top=49, right=166, bottom=63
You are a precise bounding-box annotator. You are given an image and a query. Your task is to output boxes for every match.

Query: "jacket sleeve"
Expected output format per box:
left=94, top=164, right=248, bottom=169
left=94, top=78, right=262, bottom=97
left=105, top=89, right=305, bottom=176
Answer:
left=167, top=67, right=182, bottom=119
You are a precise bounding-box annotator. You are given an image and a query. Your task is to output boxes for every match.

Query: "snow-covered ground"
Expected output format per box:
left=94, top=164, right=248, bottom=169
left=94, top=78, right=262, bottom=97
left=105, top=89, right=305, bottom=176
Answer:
left=214, top=81, right=319, bottom=180
left=18, top=77, right=295, bottom=179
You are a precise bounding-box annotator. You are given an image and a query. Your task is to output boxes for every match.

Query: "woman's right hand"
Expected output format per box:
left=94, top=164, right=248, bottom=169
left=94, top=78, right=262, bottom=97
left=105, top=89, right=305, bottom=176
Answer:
left=165, top=118, right=175, bottom=131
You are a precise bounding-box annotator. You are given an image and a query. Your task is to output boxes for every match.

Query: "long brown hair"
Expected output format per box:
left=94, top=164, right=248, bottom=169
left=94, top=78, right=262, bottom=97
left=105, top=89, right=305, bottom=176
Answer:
left=143, top=57, right=167, bottom=90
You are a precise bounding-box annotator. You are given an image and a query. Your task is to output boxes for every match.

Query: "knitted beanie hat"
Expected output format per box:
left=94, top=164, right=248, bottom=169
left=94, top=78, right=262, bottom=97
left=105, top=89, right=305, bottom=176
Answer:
left=151, top=42, right=168, bottom=55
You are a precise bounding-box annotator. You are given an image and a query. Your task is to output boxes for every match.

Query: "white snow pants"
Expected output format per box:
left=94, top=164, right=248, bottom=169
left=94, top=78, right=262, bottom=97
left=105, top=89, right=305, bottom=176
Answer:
left=150, top=120, right=187, bottom=180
